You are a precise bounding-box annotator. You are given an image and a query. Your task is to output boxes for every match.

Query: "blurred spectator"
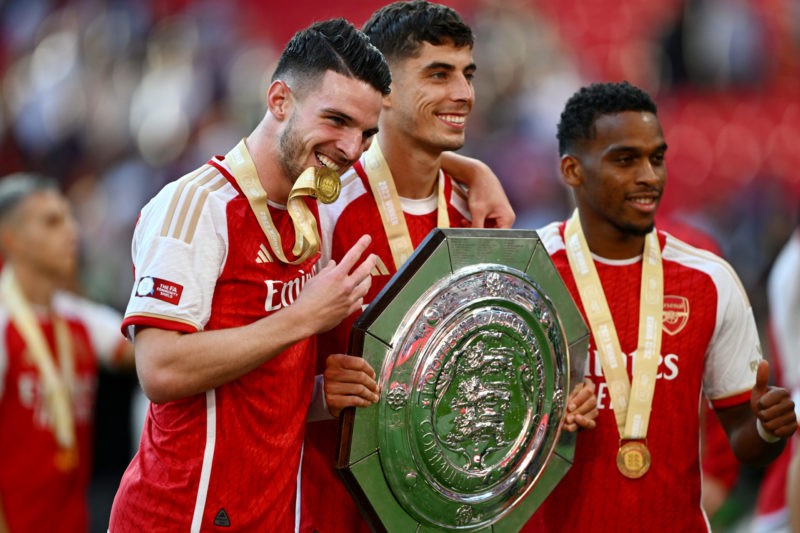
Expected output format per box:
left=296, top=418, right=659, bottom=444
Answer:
left=660, top=0, right=770, bottom=89
left=754, top=226, right=800, bottom=533
left=0, top=173, right=133, bottom=532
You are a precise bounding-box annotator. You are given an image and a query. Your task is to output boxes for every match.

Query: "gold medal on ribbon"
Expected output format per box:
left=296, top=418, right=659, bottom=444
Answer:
left=564, top=209, right=663, bottom=479
left=616, top=440, right=651, bottom=479
left=314, top=166, right=341, bottom=204
left=0, top=266, right=78, bottom=464
left=362, top=140, right=450, bottom=269
left=225, top=140, right=324, bottom=264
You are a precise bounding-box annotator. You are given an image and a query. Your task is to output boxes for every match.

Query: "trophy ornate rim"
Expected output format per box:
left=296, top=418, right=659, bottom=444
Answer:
left=337, top=228, right=589, bottom=532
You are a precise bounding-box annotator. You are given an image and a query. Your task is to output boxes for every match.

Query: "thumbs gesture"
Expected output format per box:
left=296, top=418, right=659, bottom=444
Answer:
left=750, top=359, right=798, bottom=440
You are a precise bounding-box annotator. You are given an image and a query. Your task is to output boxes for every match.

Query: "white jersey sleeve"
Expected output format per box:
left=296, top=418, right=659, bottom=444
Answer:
left=0, top=307, right=8, bottom=398
left=124, top=165, right=236, bottom=335
left=664, top=237, right=760, bottom=401
left=54, top=291, right=126, bottom=366
left=767, top=230, right=800, bottom=390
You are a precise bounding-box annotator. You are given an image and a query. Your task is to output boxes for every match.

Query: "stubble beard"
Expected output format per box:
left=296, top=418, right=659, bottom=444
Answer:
left=278, top=114, right=304, bottom=184
left=618, top=219, right=655, bottom=237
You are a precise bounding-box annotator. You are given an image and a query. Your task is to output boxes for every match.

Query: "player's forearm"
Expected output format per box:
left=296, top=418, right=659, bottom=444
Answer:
left=720, top=406, right=788, bottom=467
left=134, top=304, right=318, bottom=403
left=440, top=151, right=488, bottom=188
left=440, top=152, right=515, bottom=229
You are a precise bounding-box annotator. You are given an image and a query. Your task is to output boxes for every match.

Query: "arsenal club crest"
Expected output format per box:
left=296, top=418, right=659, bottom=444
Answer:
left=663, top=295, right=689, bottom=335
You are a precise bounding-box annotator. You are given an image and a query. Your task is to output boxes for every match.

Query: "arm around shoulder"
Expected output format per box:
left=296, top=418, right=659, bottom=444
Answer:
left=439, top=152, right=515, bottom=229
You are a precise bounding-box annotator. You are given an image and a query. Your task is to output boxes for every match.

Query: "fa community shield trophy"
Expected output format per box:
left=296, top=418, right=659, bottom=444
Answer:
left=336, top=228, right=589, bottom=532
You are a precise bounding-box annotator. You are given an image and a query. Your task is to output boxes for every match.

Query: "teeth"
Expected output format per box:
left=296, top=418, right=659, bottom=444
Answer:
left=438, top=114, right=466, bottom=124
left=317, top=153, right=341, bottom=172
left=631, top=197, right=655, bottom=205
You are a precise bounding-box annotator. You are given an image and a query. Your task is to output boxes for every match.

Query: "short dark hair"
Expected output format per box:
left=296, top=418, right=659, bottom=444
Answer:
left=0, top=173, right=59, bottom=226
left=557, top=81, right=658, bottom=156
left=272, top=18, right=391, bottom=97
left=363, top=0, right=474, bottom=62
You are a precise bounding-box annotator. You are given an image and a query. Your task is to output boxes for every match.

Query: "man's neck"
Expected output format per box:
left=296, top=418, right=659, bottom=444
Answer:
left=579, top=217, right=647, bottom=260
left=378, top=130, right=442, bottom=200
left=9, top=262, right=56, bottom=309
left=245, top=127, right=291, bottom=205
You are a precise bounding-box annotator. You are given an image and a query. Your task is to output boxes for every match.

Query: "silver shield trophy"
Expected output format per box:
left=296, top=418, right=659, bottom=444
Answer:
left=336, top=228, right=589, bottom=532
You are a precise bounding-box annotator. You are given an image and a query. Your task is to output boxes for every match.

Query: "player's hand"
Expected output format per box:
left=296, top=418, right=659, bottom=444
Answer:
left=751, top=359, right=798, bottom=439
left=296, top=234, right=375, bottom=334
left=466, top=162, right=515, bottom=229
left=563, top=378, right=598, bottom=432
left=324, top=354, right=380, bottom=418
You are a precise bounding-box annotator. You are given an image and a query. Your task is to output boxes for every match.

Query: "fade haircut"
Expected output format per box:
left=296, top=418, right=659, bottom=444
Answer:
left=272, top=18, right=391, bottom=97
left=557, top=81, right=658, bottom=156
left=0, top=173, right=59, bottom=227
left=363, top=0, right=474, bottom=62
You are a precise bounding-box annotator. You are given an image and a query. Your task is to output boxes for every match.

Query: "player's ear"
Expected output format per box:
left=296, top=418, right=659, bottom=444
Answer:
left=267, top=80, right=293, bottom=121
left=560, top=154, right=583, bottom=188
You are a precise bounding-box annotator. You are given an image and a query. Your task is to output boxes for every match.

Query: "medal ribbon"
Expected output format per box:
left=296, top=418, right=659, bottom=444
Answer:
left=225, top=139, right=321, bottom=264
left=564, top=209, right=663, bottom=439
left=361, top=140, right=450, bottom=269
left=0, top=265, right=75, bottom=449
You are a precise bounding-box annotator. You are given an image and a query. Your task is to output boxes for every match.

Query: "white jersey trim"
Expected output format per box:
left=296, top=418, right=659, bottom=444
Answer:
left=190, top=389, right=217, bottom=533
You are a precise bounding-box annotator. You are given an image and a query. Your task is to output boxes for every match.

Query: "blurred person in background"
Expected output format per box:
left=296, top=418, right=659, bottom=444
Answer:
left=107, top=19, right=391, bottom=532
left=754, top=224, right=800, bottom=533
left=0, top=173, right=132, bottom=533
left=300, top=2, right=596, bottom=531
left=525, top=81, right=796, bottom=531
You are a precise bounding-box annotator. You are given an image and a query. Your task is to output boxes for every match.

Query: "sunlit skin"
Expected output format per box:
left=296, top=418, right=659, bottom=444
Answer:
left=561, top=111, right=668, bottom=259
left=252, top=70, right=383, bottom=204
left=379, top=41, right=475, bottom=199
left=0, top=190, right=78, bottom=307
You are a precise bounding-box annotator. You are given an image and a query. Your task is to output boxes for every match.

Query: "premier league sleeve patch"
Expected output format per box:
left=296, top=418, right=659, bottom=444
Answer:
left=135, top=276, right=184, bottom=305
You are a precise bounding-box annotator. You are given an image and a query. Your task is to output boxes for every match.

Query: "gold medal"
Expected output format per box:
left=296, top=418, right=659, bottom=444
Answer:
left=314, top=166, right=341, bottom=204
left=54, top=446, right=79, bottom=472
left=616, top=441, right=651, bottom=479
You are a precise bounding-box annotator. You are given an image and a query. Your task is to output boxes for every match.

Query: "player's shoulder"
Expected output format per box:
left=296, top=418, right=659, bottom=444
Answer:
left=53, top=291, right=120, bottom=324
left=661, top=229, right=747, bottom=297
left=535, top=220, right=566, bottom=255
left=143, top=162, right=236, bottom=217
left=137, top=162, right=238, bottom=243
left=661, top=229, right=730, bottom=272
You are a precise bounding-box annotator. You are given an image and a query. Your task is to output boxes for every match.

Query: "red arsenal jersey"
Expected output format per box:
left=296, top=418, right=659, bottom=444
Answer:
left=0, top=292, right=125, bottom=533
left=110, top=154, right=320, bottom=532
left=525, top=221, right=759, bottom=532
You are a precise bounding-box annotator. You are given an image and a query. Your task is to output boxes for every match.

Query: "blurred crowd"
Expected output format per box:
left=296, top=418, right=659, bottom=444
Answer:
left=0, top=0, right=798, bottom=530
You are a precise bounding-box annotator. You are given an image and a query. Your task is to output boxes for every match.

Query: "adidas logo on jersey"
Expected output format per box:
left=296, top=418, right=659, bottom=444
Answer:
left=255, top=243, right=272, bottom=264
left=371, top=256, right=390, bottom=276
left=213, top=508, right=230, bottom=527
